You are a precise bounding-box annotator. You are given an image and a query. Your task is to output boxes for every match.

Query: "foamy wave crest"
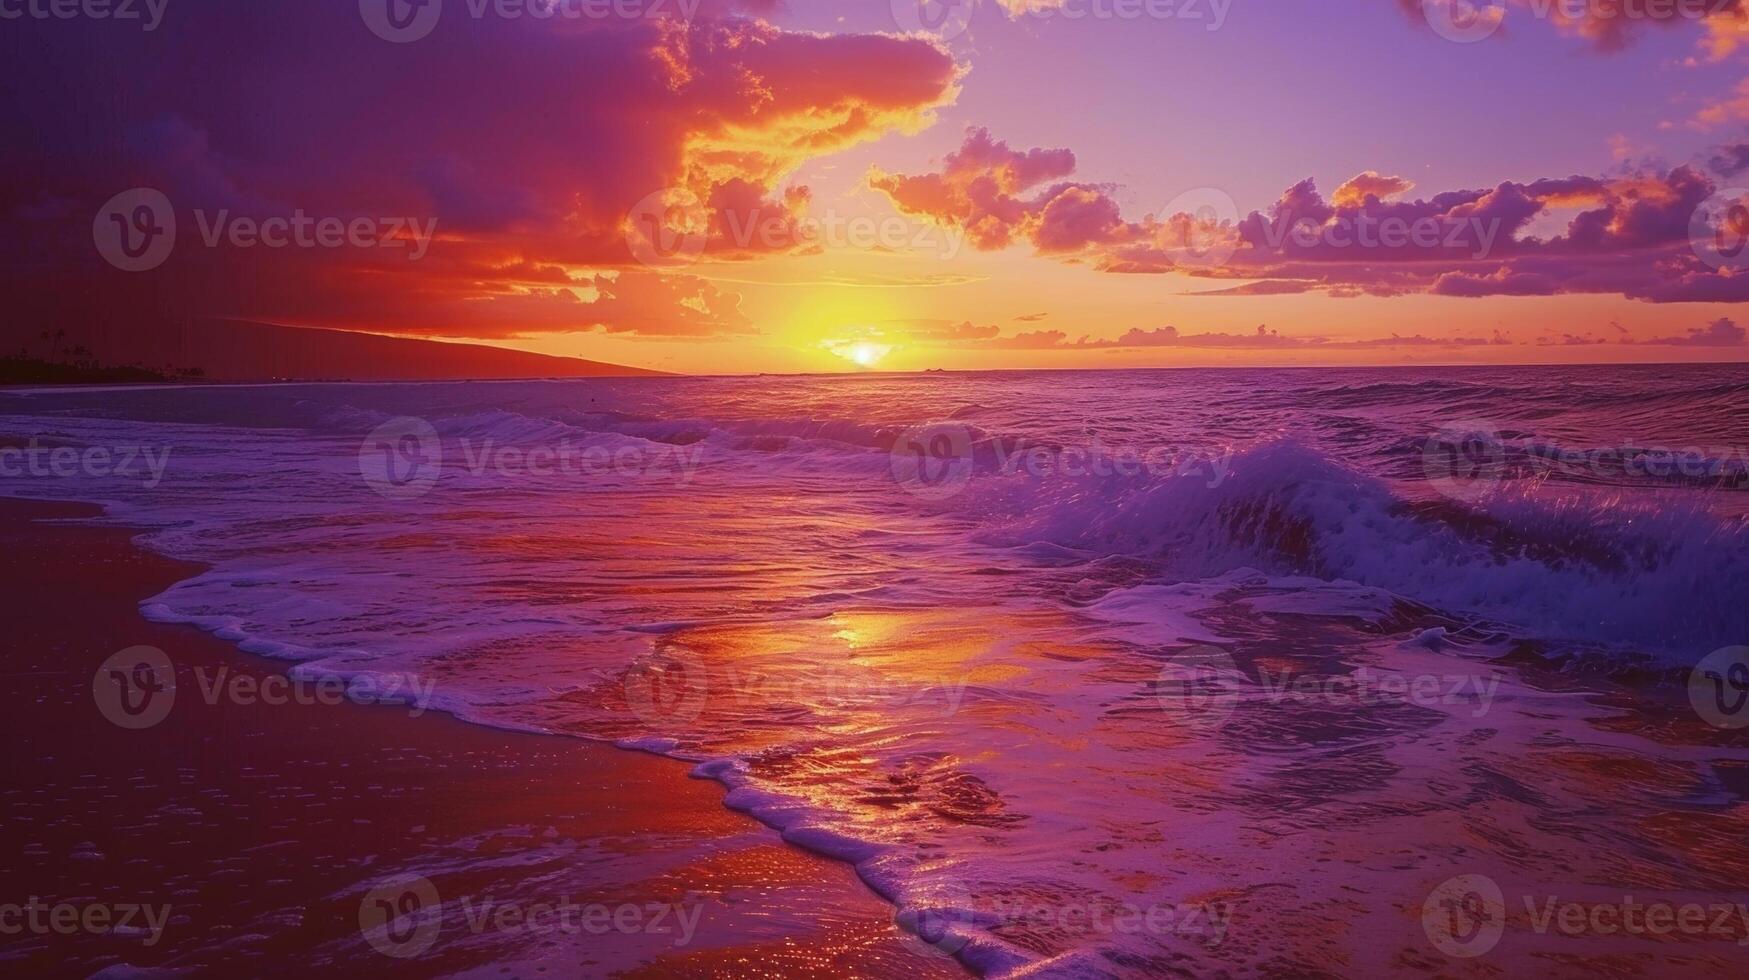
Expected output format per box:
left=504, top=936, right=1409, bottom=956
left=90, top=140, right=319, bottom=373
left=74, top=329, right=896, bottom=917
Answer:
left=975, top=438, right=1749, bottom=658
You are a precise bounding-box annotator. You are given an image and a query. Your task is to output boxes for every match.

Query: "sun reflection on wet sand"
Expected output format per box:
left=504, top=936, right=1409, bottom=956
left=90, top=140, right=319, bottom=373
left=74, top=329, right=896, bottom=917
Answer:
left=560, top=597, right=1749, bottom=975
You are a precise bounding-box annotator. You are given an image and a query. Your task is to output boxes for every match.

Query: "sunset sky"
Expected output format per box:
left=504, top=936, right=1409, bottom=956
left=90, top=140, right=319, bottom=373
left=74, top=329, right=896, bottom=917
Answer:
left=6, top=0, right=1749, bottom=373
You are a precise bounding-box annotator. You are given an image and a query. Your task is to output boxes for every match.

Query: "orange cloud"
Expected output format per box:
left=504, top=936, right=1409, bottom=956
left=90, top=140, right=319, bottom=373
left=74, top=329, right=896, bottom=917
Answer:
left=1690, top=76, right=1749, bottom=130
left=1, top=10, right=963, bottom=345
left=1332, top=172, right=1415, bottom=208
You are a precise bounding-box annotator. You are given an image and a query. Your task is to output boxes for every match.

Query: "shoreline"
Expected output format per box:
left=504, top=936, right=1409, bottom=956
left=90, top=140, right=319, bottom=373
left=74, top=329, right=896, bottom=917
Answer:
left=0, top=496, right=964, bottom=977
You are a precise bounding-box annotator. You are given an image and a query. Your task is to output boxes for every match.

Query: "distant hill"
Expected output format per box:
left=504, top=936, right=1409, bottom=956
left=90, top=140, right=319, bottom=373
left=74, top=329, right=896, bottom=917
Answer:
left=0, top=357, right=181, bottom=385
left=1, top=319, right=665, bottom=382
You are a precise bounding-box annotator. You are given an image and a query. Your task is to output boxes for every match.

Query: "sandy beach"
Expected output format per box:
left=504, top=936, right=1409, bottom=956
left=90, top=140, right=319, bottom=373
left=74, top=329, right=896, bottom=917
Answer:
left=0, top=497, right=965, bottom=978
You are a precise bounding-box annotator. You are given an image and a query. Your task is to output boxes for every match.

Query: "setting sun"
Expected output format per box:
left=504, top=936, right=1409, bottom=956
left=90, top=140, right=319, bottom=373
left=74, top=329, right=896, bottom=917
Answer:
left=842, top=342, right=890, bottom=369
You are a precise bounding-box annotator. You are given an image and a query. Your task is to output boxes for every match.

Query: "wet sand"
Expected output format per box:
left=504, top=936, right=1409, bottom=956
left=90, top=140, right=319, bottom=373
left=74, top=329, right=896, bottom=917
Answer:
left=0, top=497, right=964, bottom=978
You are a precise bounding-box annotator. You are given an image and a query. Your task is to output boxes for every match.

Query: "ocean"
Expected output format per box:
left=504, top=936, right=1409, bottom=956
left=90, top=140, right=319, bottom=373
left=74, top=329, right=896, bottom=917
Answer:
left=6, top=363, right=1749, bottom=975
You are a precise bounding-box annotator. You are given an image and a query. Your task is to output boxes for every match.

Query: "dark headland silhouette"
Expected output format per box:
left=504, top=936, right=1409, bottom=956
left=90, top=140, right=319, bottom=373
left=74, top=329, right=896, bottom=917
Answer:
left=1, top=319, right=664, bottom=383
